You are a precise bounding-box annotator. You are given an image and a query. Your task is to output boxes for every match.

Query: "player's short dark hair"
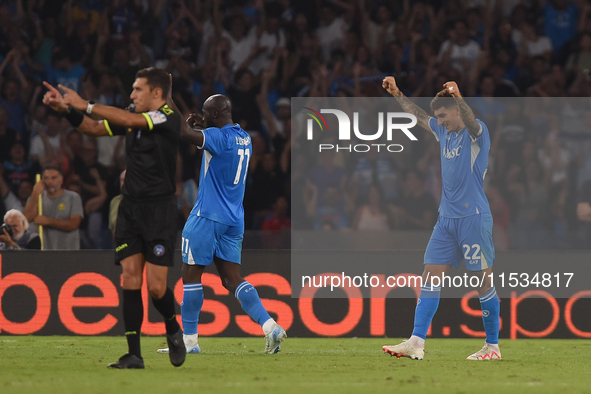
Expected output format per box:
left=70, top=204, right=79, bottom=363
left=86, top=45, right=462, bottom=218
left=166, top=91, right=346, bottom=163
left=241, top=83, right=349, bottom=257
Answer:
left=136, top=67, right=171, bottom=98
left=430, top=89, right=457, bottom=112
left=43, top=163, right=63, bottom=176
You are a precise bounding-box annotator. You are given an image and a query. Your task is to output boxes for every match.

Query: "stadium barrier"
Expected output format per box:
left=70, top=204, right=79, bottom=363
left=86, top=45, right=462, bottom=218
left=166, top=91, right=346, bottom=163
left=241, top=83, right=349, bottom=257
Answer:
left=0, top=250, right=589, bottom=338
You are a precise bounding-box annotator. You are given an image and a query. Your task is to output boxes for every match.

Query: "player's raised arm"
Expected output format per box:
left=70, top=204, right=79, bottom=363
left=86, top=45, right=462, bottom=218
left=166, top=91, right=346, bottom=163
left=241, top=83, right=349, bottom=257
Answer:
left=443, top=81, right=481, bottom=138
left=180, top=113, right=205, bottom=147
left=382, top=76, right=432, bottom=132
left=166, top=73, right=205, bottom=148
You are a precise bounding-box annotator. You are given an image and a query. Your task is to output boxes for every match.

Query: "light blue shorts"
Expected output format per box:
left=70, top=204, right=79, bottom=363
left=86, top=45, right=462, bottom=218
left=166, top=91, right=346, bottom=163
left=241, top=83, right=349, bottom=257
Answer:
left=181, top=215, right=243, bottom=266
left=424, top=213, right=495, bottom=271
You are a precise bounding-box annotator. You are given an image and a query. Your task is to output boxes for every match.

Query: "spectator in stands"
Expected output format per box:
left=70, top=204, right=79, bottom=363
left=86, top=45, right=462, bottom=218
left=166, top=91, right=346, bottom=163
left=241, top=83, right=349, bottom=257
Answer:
left=70, top=138, right=109, bottom=248
left=352, top=185, right=390, bottom=231
left=577, top=178, right=591, bottom=248
left=0, top=163, right=23, bottom=212
left=62, top=129, right=84, bottom=167
left=245, top=152, right=285, bottom=229
left=27, top=101, right=49, bottom=142
left=438, top=19, right=481, bottom=73
left=109, top=170, right=125, bottom=236
left=262, top=196, right=291, bottom=232
left=218, top=13, right=257, bottom=73
left=228, top=69, right=262, bottom=132
left=261, top=195, right=291, bottom=249
left=508, top=160, right=550, bottom=249
left=544, top=0, right=578, bottom=57
left=316, top=4, right=349, bottom=62
left=516, top=23, right=553, bottom=65
left=0, top=76, right=29, bottom=142
left=351, top=150, right=399, bottom=204
left=16, top=180, right=33, bottom=210
left=249, top=4, right=286, bottom=76
left=306, top=183, right=350, bottom=231
left=565, top=33, right=591, bottom=75
left=23, top=164, right=83, bottom=250
left=0, top=209, right=41, bottom=250
left=390, top=170, right=437, bottom=231
left=487, top=183, right=511, bottom=250
left=28, top=111, right=64, bottom=166
left=0, top=105, right=18, bottom=163
left=70, top=167, right=108, bottom=249
left=45, top=49, right=86, bottom=93
left=3, top=142, right=41, bottom=195
left=307, top=149, right=347, bottom=207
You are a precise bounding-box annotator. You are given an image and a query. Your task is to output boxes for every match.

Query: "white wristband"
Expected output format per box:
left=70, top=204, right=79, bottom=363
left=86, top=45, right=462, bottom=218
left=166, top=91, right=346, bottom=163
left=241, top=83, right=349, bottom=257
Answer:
left=86, top=101, right=95, bottom=115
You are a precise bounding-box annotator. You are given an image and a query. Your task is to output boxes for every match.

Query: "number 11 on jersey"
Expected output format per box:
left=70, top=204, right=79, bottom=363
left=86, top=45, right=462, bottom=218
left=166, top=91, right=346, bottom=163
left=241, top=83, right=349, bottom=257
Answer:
left=234, top=148, right=251, bottom=184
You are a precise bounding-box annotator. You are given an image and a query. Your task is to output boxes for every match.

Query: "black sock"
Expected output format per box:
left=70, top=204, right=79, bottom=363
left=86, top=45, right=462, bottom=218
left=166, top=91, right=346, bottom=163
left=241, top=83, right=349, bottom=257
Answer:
left=152, top=287, right=180, bottom=335
left=122, top=289, right=143, bottom=358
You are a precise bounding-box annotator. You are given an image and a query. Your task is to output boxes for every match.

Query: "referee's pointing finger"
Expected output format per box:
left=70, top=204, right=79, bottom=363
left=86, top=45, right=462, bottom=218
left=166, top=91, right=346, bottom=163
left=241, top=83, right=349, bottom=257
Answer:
left=42, top=81, right=59, bottom=93
left=57, top=84, right=75, bottom=94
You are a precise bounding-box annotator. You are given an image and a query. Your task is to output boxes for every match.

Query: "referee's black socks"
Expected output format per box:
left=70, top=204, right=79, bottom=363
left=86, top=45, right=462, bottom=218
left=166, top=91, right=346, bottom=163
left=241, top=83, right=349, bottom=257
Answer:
left=152, top=287, right=181, bottom=335
left=122, top=289, right=143, bottom=358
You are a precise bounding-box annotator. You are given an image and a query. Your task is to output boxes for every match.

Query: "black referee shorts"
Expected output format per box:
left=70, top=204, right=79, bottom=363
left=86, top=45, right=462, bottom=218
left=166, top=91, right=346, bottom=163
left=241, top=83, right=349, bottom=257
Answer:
left=114, top=196, right=178, bottom=267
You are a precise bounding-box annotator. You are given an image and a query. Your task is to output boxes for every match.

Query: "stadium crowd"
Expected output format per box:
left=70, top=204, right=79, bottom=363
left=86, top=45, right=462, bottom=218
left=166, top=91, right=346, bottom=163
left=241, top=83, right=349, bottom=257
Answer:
left=0, top=0, right=591, bottom=249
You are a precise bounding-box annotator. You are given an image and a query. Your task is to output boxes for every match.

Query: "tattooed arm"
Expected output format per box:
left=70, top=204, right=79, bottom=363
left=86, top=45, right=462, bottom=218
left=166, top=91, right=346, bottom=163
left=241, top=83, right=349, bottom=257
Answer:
left=442, top=81, right=482, bottom=138
left=382, top=76, right=432, bottom=132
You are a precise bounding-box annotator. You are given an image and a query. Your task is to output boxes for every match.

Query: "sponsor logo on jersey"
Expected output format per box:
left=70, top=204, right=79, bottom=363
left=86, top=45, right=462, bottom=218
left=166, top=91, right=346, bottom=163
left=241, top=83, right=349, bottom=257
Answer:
left=147, top=111, right=167, bottom=125
left=443, top=145, right=462, bottom=159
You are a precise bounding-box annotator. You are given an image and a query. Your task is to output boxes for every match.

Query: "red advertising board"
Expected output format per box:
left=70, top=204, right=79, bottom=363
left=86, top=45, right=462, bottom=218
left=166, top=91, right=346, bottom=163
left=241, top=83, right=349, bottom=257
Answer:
left=0, top=251, right=590, bottom=338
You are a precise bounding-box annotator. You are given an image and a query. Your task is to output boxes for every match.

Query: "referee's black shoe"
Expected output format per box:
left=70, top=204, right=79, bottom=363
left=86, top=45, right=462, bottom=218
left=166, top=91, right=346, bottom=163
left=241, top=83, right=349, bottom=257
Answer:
left=167, top=329, right=186, bottom=367
left=108, top=353, right=145, bottom=369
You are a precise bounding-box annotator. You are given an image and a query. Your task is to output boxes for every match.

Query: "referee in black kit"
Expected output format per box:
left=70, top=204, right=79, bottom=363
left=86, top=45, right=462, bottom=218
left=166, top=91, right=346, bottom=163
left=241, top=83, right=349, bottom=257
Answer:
left=43, top=68, right=186, bottom=369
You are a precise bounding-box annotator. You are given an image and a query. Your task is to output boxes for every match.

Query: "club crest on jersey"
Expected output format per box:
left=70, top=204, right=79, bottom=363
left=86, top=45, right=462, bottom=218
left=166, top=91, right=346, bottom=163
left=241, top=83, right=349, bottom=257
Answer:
left=153, top=244, right=165, bottom=256
left=443, top=145, right=462, bottom=159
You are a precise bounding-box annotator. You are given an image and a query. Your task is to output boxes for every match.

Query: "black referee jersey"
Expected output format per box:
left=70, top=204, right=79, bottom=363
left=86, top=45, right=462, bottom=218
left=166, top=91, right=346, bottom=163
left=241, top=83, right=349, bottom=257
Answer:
left=104, top=104, right=181, bottom=200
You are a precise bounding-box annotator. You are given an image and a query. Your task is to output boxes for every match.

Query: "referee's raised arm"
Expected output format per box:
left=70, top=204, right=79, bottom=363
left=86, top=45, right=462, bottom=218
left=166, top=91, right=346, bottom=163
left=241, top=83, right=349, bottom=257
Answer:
left=60, top=84, right=149, bottom=128
left=42, top=81, right=111, bottom=137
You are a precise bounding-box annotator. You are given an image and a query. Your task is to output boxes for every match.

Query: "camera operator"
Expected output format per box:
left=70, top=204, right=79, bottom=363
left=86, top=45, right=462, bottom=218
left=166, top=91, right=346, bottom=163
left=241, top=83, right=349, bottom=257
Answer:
left=0, top=209, right=41, bottom=250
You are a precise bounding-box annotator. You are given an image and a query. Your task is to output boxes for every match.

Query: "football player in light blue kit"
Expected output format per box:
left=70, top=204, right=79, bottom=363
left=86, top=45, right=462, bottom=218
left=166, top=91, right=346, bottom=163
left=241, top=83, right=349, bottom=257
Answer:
left=381, top=77, right=500, bottom=361
left=158, top=94, right=286, bottom=355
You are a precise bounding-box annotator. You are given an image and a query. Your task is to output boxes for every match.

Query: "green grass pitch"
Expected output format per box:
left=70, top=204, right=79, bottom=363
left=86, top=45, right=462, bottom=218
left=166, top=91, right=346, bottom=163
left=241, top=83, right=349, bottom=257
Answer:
left=1, top=336, right=589, bottom=394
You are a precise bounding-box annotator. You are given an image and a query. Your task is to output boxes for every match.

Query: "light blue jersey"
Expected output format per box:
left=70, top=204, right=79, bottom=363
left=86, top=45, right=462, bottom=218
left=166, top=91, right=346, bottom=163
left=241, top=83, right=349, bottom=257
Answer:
left=428, top=117, right=491, bottom=218
left=191, top=124, right=252, bottom=226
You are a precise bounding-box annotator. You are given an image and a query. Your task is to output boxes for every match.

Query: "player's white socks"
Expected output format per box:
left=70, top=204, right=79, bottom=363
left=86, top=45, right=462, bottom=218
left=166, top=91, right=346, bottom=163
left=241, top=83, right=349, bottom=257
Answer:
left=184, top=333, right=198, bottom=347
left=410, top=335, right=425, bottom=348
left=262, top=318, right=276, bottom=335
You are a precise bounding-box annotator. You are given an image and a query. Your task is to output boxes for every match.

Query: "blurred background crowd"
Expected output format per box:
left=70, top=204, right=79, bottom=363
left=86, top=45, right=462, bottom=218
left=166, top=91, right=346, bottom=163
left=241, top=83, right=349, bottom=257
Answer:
left=0, top=0, right=591, bottom=250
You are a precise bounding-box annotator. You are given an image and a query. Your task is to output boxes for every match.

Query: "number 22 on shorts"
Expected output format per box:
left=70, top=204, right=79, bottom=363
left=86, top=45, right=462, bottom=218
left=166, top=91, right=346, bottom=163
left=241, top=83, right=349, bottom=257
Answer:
left=463, top=243, right=481, bottom=264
